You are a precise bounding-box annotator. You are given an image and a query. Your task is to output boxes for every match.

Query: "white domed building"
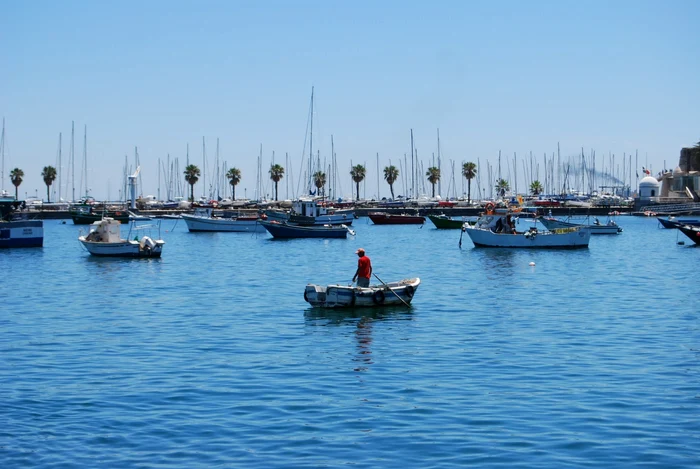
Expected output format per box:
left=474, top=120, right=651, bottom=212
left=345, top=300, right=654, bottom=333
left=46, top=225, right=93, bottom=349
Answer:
left=639, top=176, right=660, bottom=202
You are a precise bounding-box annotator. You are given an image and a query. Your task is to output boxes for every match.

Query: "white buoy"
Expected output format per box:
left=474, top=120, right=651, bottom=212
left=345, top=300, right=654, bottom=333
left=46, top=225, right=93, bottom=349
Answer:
left=529, top=262, right=536, bottom=266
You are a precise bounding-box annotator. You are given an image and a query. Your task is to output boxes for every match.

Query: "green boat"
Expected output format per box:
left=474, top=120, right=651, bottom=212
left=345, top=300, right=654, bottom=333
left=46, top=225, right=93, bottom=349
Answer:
left=427, top=214, right=475, bottom=229
left=70, top=204, right=130, bottom=225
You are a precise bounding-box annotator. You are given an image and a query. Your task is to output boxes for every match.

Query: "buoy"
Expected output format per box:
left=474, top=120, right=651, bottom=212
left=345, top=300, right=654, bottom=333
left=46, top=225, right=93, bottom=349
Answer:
left=529, top=262, right=536, bottom=266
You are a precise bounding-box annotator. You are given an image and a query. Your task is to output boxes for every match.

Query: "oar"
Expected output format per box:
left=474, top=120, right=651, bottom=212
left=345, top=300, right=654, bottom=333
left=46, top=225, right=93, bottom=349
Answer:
left=373, top=273, right=411, bottom=308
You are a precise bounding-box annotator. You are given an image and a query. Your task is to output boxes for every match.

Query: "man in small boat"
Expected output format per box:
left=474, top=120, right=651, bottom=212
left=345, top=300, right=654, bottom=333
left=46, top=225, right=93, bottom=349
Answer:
left=353, top=248, right=372, bottom=288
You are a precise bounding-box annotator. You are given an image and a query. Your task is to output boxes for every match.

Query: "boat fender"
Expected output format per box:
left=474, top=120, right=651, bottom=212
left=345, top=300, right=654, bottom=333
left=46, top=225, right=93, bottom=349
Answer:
left=350, top=289, right=356, bottom=307
left=404, top=285, right=415, bottom=298
left=372, top=290, right=385, bottom=305
left=303, top=289, right=309, bottom=303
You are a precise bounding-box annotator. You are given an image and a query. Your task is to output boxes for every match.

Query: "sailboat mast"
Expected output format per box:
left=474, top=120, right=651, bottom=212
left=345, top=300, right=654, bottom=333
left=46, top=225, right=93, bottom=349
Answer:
left=1, top=118, right=5, bottom=193
left=437, top=129, right=441, bottom=197
left=376, top=152, right=380, bottom=201
left=83, top=125, right=88, bottom=197
left=309, top=86, right=314, bottom=195
left=202, top=137, right=206, bottom=200
left=71, top=121, right=75, bottom=202
left=57, top=132, right=62, bottom=202
left=410, top=129, right=414, bottom=198
left=216, top=138, right=220, bottom=200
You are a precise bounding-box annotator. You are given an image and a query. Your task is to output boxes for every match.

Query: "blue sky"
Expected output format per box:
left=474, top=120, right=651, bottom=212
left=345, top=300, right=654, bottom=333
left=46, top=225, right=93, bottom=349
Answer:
left=2, top=0, right=699, bottom=201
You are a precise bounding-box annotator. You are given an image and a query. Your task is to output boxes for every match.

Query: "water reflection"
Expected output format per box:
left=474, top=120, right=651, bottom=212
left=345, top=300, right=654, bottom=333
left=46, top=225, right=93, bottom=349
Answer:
left=303, top=305, right=413, bottom=326
left=304, top=306, right=414, bottom=373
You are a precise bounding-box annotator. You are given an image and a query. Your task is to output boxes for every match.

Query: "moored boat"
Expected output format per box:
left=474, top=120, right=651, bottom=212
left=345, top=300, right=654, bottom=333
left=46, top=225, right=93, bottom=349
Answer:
left=427, top=214, right=475, bottom=229
left=539, top=216, right=622, bottom=234
left=0, top=199, right=43, bottom=248
left=463, top=210, right=590, bottom=248
left=70, top=202, right=130, bottom=225
left=304, top=278, right=420, bottom=308
left=181, top=208, right=266, bottom=233
left=265, top=198, right=354, bottom=226
left=368, top=212, right=425, bottom=225
left=259, top=220, right=353, bottom=238
left=657, top=216, right=700, bottom=229
left=78, top=217, right=164, bottom=257
left=677, top=224, right=700, bottom=245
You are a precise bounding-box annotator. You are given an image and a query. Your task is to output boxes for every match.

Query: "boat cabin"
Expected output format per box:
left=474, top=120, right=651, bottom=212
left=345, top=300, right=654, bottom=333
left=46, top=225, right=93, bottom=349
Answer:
left=85, top=218, right=123, bottom=242
left=293, top=198, right=331, bottom=217
left=474, top=210, right=518, bottom=234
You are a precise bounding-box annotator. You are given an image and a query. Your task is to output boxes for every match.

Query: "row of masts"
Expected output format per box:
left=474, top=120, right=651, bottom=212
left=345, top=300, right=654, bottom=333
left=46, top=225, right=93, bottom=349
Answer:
left=2, top=110, right=649, bottom=203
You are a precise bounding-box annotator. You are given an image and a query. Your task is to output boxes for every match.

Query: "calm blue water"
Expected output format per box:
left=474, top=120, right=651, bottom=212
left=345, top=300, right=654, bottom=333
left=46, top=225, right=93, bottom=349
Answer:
left=1, top=216, right=698, bottom=468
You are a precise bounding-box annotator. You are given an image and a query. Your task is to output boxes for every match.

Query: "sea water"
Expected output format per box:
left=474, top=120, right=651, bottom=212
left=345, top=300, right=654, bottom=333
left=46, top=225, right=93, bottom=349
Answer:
left=1, top=216, right=698, bottom=468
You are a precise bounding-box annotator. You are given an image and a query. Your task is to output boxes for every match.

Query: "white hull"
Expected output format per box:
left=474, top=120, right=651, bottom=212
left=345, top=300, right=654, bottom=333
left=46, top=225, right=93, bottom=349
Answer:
left=465, top=227, right=590, bottom=248
left=304, top=278, right=420, bottom=308
left=79, top=238, right=164, bottom=257
left=181, top=214, right=266, bottom=232
left=539, top=217, right=622, bottom=234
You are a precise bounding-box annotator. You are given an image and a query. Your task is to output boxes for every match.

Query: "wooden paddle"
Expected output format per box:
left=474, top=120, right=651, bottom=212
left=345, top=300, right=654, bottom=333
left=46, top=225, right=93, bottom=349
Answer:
left=373, top=273, right=412, bottom=308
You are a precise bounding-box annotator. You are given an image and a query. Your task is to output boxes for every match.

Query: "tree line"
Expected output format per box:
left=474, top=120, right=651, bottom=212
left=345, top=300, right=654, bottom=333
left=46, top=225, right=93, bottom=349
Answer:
left=2, top=158, right=568, bottom=203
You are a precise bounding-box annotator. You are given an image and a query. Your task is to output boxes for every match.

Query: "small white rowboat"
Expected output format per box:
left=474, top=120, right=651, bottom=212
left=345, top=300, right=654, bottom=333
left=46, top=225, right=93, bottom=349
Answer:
left=304, top=278, right=420, bottom=308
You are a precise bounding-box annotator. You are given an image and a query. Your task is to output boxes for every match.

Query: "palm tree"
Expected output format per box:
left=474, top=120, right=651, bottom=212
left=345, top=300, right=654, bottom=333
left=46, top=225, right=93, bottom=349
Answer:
left=350, top=164, right=366, bottom=201
left=9, top=168, right=24, bottom=200
left=41, top=165, right=57, bottom=202
left=313, top=170, right=326, bottom=197
left=426, top=166, right=440, bottom=198
left=530, top=180, right=543, bottom=196
left=383, top=165, right=399, bottom=199
left=227, top=167, right=241, bottom=200
left=496, top=178, right=510, bottom=197
left=462, top=162, right=477, bottom=203
left=269, top=164, right=284, bottom=201
left=183, top=164, right=201, bottom=202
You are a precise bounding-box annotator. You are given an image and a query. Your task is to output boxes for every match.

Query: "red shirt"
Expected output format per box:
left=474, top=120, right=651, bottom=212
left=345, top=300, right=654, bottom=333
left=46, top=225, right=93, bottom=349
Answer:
left=357, top=255, right=372, bottom=279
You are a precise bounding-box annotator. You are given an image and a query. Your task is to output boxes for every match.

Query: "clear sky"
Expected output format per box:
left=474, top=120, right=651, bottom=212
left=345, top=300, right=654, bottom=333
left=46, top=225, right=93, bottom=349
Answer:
left=2, top=0, right=699, bottom=201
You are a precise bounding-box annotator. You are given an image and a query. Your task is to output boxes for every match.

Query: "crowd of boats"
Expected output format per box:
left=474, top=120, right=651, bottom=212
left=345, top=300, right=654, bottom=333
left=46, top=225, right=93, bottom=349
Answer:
left=4, top=194, right=699, bottom=308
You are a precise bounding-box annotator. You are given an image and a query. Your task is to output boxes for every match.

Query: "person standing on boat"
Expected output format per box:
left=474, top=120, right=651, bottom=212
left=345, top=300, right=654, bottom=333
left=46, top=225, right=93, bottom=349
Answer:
left=353, top=248, right=372, bottom=287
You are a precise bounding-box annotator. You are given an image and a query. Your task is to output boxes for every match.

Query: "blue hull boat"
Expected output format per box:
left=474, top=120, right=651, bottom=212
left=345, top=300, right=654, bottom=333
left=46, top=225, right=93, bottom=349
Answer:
left=260, top=220, right=350, bottom=238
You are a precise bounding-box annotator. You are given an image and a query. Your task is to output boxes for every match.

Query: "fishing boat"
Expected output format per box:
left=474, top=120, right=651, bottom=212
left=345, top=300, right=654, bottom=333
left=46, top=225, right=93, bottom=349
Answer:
left=78, top=217, right=164, bottom=257
left=463, top=209, right=590, bottom=248
left=0, top=199, right=43, bottom=248
left=538, top=215, right=623, bottom=234
left=676, top=224, right=700, bottom=245
left=181, top=208, right=266, bottom=233
left=259, top=220, right=354, bottom=239
left=304, top=278, right=420, bottom=308
left=657, top=216, right=700, bottom=229
left=70, top=202, right=130, bottom=225
left=427, top=214, right=476, bottom=229
left=368, top=212, right=425, bottom=225
left=265, top=197, right=354, bottom=226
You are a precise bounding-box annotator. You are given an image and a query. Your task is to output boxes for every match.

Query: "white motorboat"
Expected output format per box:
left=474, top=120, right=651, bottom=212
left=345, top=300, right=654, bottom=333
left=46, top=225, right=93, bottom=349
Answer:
left=181, top=208, right=266, bottom=233
left=463, top=210, right=590, bottom=248
left=304, top=278, right=420, bottom=308
left=79, top=217, right=164, bottom=257
left=539, top=216, right=622, bottom=234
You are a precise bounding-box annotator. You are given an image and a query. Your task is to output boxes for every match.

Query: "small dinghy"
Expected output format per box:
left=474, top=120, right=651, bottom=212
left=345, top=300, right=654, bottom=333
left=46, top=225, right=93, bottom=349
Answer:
left=304, top=277, right=420, bottom=308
